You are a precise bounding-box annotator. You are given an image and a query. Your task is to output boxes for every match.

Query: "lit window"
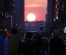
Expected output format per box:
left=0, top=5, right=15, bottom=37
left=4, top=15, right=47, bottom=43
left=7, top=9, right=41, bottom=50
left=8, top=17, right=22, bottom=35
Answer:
left=51, top=34, right=53, bottom=36
left=56, top=0, right=58, bottom=2
left=19, top=26, right=20, bottom=29
left=16, top=24, right=17, bottom=25
left=13, top=4, right=15, bottom=7
left=53, top=18, right=55, bottom=21
left=13, top=10, right=15, bottom=13
left=56, top=15, right=58, bottom=19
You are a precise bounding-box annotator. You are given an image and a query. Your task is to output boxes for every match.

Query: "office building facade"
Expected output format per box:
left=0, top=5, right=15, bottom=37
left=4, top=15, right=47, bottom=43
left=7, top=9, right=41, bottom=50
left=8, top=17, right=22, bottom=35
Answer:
left=46, top=0, right=55, bottom=31
left=0, top=0, right=25, bottom=36
left=13, top=0, right=25, bottom=36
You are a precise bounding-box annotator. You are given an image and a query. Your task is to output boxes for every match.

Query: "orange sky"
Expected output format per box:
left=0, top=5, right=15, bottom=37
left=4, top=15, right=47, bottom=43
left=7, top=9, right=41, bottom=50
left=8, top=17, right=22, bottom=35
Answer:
left=24, top=0, right=47, bottom=21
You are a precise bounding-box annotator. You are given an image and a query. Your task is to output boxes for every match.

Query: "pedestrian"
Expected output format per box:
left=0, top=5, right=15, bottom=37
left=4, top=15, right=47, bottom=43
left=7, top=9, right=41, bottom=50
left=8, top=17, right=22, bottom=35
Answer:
left=0, top=29, right=4, bottom=55
left=35, top=34, right=45, bottom=55
left=8, top=28, right=21, bottom=55
left=3, top=30, right=10, bottom=55
left=24, top=32, right=33, bottom=55
left=49, top=33, right=65, bottom=55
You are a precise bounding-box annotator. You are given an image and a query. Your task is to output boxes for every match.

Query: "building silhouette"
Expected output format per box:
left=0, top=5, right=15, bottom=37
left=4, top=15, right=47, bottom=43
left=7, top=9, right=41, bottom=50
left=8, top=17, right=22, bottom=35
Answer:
left=47, top=0, right=55, bottom=31
left=25, top=21, right=46, bottom=32
left=0, top=0, right=25, bottom=37
left=46, top=0, right=66, bottom=36
left=13, top=0, right=25, bottom=36
left=58, top=0, right=66, bottom=28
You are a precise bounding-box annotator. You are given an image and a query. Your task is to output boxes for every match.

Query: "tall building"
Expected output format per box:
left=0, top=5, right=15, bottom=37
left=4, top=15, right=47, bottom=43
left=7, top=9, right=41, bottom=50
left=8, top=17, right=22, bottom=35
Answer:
left=47, top=0, right=66, bottom=36
left=4, top=0, right=14, bottom=30
left=47, top=0, right=62, bottom=30
left=0, top=0, right=14, bottom=29
left=13, top=0, right=25, bottom=36
left=47, top=0, right=55, bottom=31
left=0, top=0, right=25, bottom=37
left=0, top=0, right=4, bottom=28
left=59, top=0, right=66, bottom=28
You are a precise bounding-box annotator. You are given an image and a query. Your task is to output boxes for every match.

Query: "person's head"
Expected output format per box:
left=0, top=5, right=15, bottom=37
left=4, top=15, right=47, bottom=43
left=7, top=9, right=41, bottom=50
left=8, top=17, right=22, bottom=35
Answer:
left=11, top=28, right=18, bottom=34
left=36, top=34, right=41, bottom=40
left=0, top=30, right=3, bottom=36
left=25, top=32, right=32, bottom=40
left=5, top=30, right=10, bottom=38
left=53, top=33, right=59, bottom=37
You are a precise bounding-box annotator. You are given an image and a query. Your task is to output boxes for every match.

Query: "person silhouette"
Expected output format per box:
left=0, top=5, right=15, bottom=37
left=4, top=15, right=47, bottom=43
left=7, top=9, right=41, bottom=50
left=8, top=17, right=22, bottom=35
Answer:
left=3, top=30, right=10, bottom=55
left=8, top=28, right=21, bottom=55
left=49, top=33, right=65, bottom=55
left=0, top=30, right=3, bottom=55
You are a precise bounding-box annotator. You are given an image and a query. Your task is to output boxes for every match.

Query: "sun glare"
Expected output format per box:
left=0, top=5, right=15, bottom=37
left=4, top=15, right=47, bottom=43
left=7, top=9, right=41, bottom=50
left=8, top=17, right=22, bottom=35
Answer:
left=27, top=13, right=36, bottom=22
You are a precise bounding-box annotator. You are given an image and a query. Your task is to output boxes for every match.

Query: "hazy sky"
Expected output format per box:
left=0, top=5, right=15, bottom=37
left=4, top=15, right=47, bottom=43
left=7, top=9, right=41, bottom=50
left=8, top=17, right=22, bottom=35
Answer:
left=25, top=0, right=47, bottom=21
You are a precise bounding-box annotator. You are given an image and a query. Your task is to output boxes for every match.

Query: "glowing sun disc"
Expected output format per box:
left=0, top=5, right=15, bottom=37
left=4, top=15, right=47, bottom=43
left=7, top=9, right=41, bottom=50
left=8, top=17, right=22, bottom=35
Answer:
left=27, top=13, right=36, bottom=22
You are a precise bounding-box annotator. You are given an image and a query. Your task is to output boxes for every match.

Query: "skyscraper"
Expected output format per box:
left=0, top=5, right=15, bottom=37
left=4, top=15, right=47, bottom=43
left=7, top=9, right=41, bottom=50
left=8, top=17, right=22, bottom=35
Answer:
left=46, top=0, right=55, bottom=31
left=0, top=0, right=25, bottom=36
left=13, top=0, right=25, bottom=36
left=59, top=0, right=66, bottom=27
left=47, top=0, right=61, bottom=30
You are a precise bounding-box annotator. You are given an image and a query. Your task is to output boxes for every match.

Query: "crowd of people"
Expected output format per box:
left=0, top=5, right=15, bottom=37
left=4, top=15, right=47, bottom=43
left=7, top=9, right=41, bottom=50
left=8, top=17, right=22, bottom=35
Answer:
left=20, top=32, right=66, bottom=55
left=0, top=28, right=21, bottom=55
left=0, top=28, right=66, bottom=55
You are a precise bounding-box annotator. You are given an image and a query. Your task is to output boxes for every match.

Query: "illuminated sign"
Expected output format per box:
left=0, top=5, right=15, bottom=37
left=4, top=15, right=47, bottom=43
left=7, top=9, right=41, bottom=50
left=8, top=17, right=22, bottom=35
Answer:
left=55, top=0, right=59, bottom=15
left=56, top=0, right=58, bottom=3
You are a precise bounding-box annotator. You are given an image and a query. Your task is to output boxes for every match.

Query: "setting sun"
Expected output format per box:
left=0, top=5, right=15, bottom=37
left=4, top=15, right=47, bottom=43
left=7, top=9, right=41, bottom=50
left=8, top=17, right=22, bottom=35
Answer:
left=27, top=13, right=36, bottom=22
